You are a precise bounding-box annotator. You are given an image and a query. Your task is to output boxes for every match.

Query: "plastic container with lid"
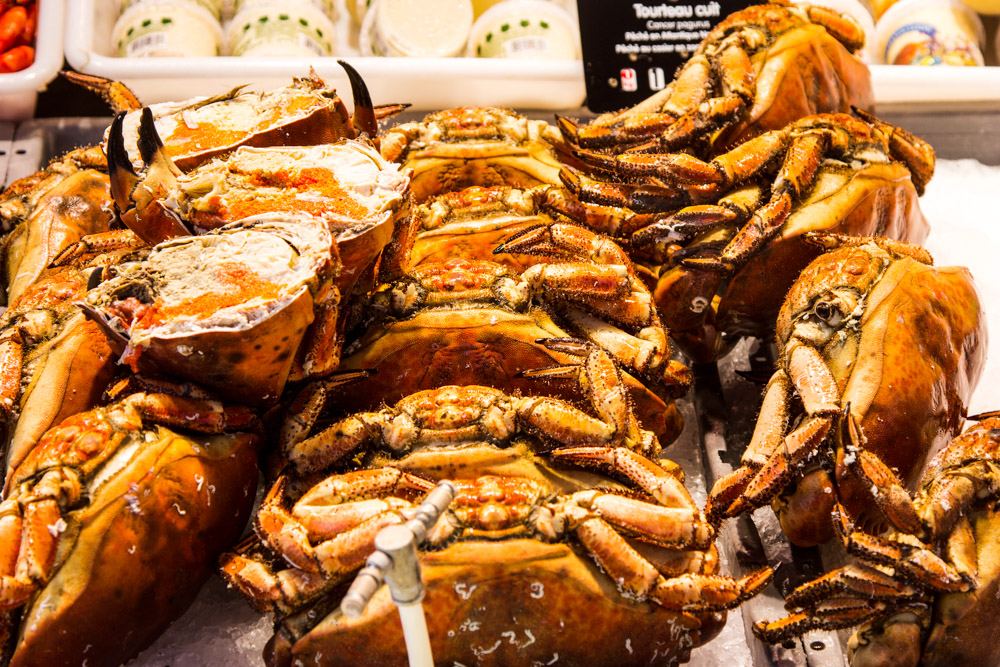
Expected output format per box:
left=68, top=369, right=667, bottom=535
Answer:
left=113, top=0, right=223, bottom=57
left=875, top=0, right=985, bottom=65
left=792, top=0, right=877, bottom=61
left=467, top=0, right=580, bottom=59
left=359, top=0, right=474, bottom=57
left=226, top=0, right=336, bottom=57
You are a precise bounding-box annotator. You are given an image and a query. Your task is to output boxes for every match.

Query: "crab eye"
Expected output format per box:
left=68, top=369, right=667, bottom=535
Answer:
left=813, top=301, right=844, bottom=326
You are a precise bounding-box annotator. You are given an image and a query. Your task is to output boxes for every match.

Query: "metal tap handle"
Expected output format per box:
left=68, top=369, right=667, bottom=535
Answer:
left=340, top=480, right=456, bottom=618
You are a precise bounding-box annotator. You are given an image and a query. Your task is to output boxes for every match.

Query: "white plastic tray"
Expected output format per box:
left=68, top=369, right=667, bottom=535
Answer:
left=65, top=0, right=1000, bottom=112
left=0, top=0, right=64, bottom=121
left=64, top=0, right=586, bottom=109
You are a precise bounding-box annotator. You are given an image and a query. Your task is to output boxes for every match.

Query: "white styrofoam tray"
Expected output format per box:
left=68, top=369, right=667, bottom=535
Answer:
left=64, top=0, right=586, bottom=109
left=0, top=0, right=64, bottom=121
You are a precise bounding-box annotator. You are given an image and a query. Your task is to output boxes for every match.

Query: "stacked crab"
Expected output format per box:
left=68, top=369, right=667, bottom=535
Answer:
left=0, top=66, right=416, bottom=666
left=0, top=1, right=992, bottom=666
left=554, top=2, right=992, bottom=665
left=220, top=108, right=771, bottom=664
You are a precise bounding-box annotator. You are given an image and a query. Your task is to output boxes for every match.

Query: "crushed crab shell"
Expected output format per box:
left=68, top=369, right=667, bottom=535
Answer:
left=86, top=216, right=334, bottom=405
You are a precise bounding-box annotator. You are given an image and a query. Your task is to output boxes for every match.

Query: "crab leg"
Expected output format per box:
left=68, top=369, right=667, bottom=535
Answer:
left=561, top=308, right=692, bottom=395
left=221, top=550, right=332, bottom=615
left=835, top=411, right=922, bottom=534
left=566, top=490, right=714, bottom=550
left=0, top=466, right=84, bottom=611
left=548, top=446, right=692, bottom=508
left=286, top=410, right=390, bottom=474
left=706, top=370, right=792, bottom=520
left=575, top=513, right=771, bottom=611
left=783, top=563, right=923, bottom=608
left=126, top=392, right=261, bottom=434
left=255, top=469, right=431, bottom=573
left=754, top=599, right=897, bottom=643
left=0, top=334, right=23, bottom=419
left=559, top=166, right=690, bottom=212
left=844, top=528, right=971, bottom=592
left=519, top=339, right=657, bottom=454
left=61, top=71, right=143, bottom=113
left=279, top=370, right=371, bottom=454
left=298, top=282, right=343, bottom=379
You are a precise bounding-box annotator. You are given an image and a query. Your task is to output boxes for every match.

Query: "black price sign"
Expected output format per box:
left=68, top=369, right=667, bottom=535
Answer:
left=577, top=0, right=755, bottom=112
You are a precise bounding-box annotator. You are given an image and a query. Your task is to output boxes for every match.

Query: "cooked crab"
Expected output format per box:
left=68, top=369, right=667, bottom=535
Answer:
left=705, top=235, right=985, bottom=546
left=105, top=105, right=410, bottom=252
left=0, top=386, right=259, bottom=667
left=67, top=62, right=400, bottom=174
left=81, top=216, right=340, bottom=404
left=224, top=342, right=770, bottom=665
left=755, top=414, right=1000, bottom=667
left=559, top=2, right=872, bottom=154
left=549, top=112, right=934, bottom=360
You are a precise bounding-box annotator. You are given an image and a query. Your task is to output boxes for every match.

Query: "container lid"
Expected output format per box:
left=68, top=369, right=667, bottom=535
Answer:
left=368, top=0, right=474, bottom=57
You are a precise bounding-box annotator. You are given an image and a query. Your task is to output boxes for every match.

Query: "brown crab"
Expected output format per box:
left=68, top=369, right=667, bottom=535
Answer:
left=311, top=218, right=690, bottom=441
left=0, top=146, right=112, bottom=307
left=705, top=235, right=985, bottom=546
left=0, top=231, right=145, bottom=481
left=558, top=2, right=872, bottom=155
left=81, top=216, right=341, bottom=405
left=0, top=385, right=260, bottom=666
left=224, top=343, right=771, bottom=665
left=552, top=112, right=934, bottom=360
left=380, top=107, right=566, bottom=202
left=755, top=414, right=1000, bottom=667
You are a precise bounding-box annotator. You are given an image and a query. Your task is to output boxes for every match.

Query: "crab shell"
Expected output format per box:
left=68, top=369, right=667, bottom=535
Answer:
left=0, top=149, right=111, bottom=307
left=335, top=306, right=681, bottom=441
left=776, top=245, right=985, bottom=543
left=270, top=539, right=722, bottom=667
left=710, top=4, right=873, bottom=149
left=84, top=217, right=336, bottom=406
left=7, top=426, right=259, bottom=666
left=382, top=108, right=565, bottom=202
left=657, top=160, right=930, bottom=360
left=114, top=75, right=358, bottom=173
left=153, top=141, right=410, bottom=298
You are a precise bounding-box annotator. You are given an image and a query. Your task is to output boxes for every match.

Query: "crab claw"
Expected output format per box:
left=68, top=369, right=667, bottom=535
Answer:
left=62, top=71, right=142, bottom=113
left=106, top=112, right=138, bottom=218
left=119, top=108, right=190, bottom=244
left=337, top=60, right=378, bottom=140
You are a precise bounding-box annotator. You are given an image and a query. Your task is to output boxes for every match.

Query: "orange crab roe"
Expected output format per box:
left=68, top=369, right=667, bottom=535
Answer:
left=191, top=166, right=369, bottom=227
left=129, top=262, right=284, bottom=332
